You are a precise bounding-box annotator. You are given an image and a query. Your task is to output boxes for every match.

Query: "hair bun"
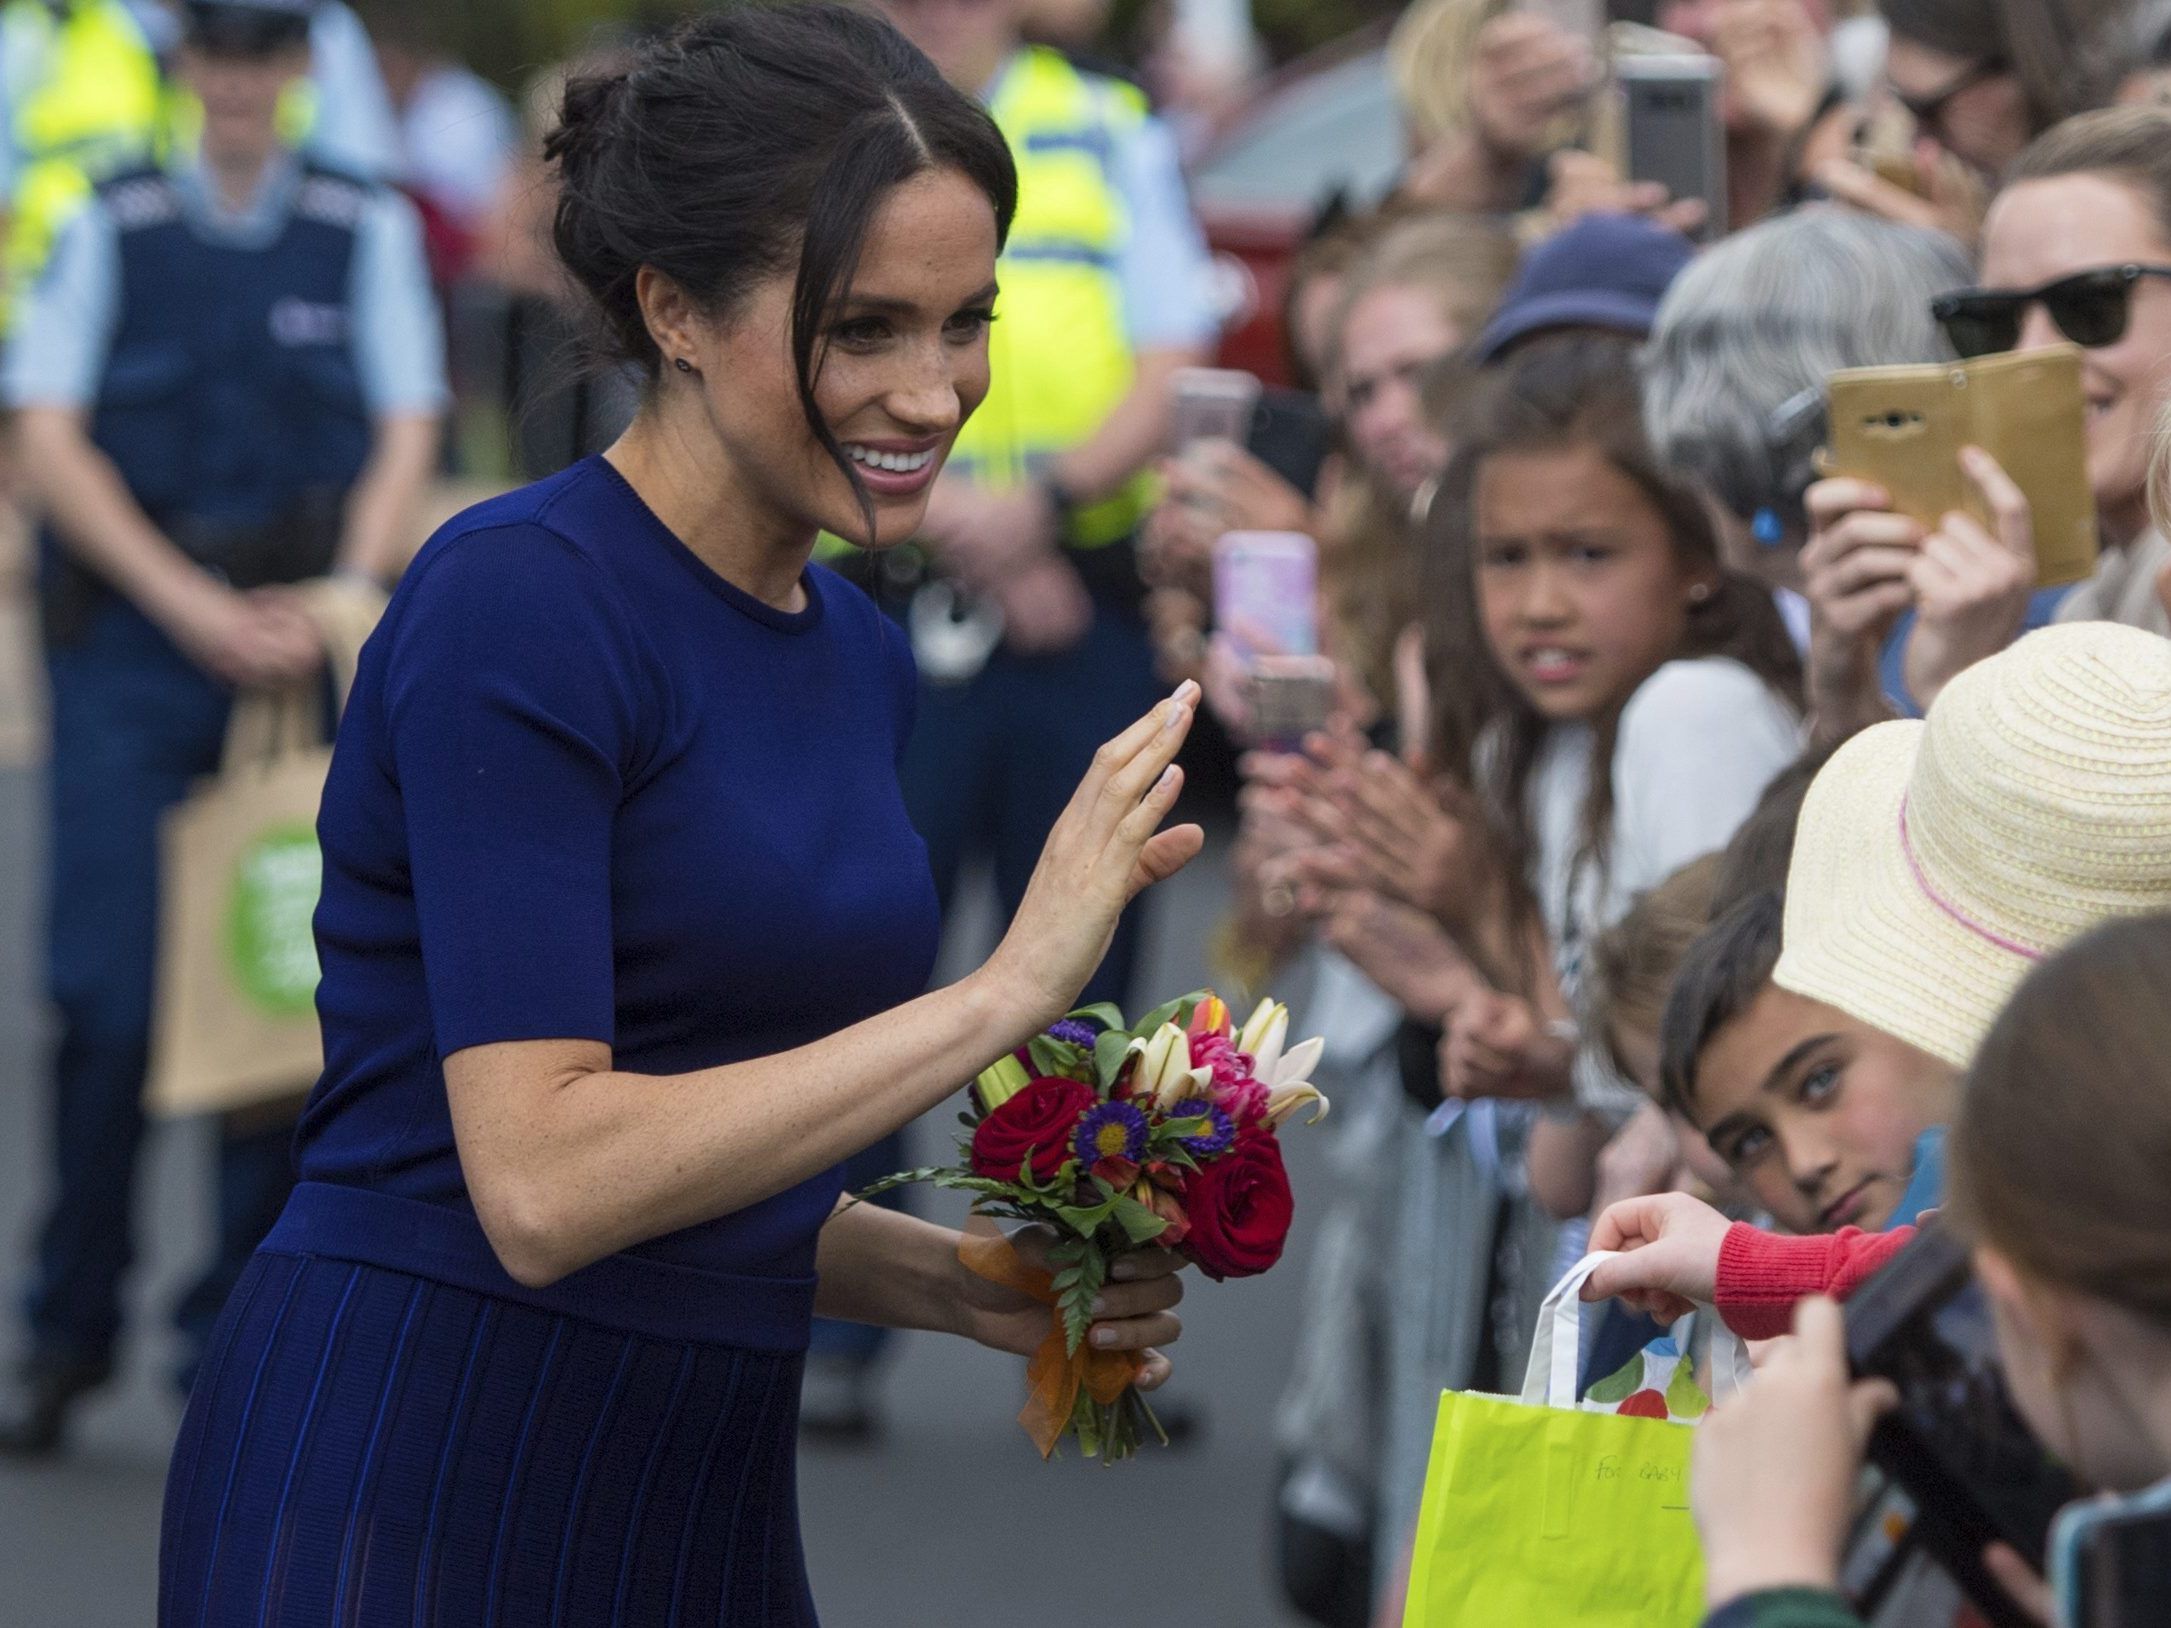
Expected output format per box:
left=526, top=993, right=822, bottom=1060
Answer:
left=544, top=69, right=628, bottom=176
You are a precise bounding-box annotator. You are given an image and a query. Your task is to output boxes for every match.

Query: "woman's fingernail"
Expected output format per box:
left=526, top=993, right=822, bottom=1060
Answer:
left=1110, top=1259, right=1138, bottom=1281
left=1163, top=704, right=1188, bottom=732
left=1091, top=1328, right=1116, bottom=1348
left=1089, top=1295, right=1109, bottom=1317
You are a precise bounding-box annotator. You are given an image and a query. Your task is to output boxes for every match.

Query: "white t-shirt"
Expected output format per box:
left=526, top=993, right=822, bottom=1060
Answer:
left=1520, top=656, right=1805, bottom=1114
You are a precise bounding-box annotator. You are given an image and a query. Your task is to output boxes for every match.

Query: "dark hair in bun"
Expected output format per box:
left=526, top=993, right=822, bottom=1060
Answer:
left=545, top=2, right=1017, bottom=524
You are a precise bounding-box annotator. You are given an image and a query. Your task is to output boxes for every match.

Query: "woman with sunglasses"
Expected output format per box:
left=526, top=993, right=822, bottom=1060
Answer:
left=1800, top=106, right=2171, bottom=741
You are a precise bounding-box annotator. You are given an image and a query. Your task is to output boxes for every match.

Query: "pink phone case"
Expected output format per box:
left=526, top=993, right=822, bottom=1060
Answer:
left=1213, top=532, right=1318, bottom=659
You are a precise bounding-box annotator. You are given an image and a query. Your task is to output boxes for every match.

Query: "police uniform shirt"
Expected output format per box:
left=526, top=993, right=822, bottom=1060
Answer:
left=983, top=52, right=1220, bottom=354
left=3, top=146, right=446, bottom=416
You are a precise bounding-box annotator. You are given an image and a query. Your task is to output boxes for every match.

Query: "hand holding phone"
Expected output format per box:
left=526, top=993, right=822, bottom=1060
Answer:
left=1617, top=54, right=1728, bottom=241
left=1820, top=345, right=2098, bottom=590
left=1692, top=1298, right=1896, bottom=1609
left=1170, top=367, right=1261, bottom=454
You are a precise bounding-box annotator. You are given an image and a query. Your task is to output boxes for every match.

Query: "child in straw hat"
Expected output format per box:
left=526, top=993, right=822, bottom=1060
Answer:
left=1693, top=911, right=2171, bottom=1628
left=1581, top=619, right=2171, bottom=1331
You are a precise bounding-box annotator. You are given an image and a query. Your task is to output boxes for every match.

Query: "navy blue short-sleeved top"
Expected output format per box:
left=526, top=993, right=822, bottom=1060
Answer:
left=295, top=457, right=942, bottom=1298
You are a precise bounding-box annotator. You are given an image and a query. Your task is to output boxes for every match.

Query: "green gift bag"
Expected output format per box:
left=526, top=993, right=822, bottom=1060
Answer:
left=1401, top=1253, right=1750, bottom=1627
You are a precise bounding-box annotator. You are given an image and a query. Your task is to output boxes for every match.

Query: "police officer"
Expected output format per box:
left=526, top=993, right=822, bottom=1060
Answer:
left=0, top=0, right=443, bottom=1456
left=0, top=0, right=162, bottom=313
left=0, top=0, right=401, bottom=318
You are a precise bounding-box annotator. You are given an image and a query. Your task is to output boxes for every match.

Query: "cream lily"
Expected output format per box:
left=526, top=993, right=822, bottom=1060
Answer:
left=1126, top=1022, right=1211, bottom=1112
left=1238, top=999, right=1329, bottom=1124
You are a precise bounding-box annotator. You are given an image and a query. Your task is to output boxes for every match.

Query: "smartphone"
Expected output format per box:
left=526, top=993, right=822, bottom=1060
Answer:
left=1845, top=1224, right=2083, bottom=1628
left=1617, top=55, right=1726, bottom=241
left=1213, top=531, right=1318, bottom=660
left=1821, top=344, right=2099, bottom=590
left=2052, top=1484, right=2171, bottom=1628
left=1171, top=367, right=1262, bottom=453
left=1245, top=655, right=1338, bottom=750
left=1248, top=387, right=1335, bottom=500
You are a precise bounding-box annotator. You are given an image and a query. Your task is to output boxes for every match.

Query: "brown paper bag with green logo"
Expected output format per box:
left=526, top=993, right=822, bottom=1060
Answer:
left=144, top=582, right=381, bottom=1117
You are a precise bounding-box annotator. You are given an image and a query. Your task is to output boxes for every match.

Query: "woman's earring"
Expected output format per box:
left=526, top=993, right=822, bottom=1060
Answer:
left=674, top=357, right=695, bottom=375
left=1688, top=582, right=1713, bottom=606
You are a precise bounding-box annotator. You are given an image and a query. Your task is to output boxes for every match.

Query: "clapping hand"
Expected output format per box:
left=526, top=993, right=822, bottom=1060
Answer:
left=1440, top=988, right=1574, bottom=1102
left=1301, top=732, right=1487, bottom=928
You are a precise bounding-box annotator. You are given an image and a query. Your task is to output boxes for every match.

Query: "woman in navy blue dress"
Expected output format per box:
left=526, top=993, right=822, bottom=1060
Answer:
left=158, top=8, right=1206, bottom=1623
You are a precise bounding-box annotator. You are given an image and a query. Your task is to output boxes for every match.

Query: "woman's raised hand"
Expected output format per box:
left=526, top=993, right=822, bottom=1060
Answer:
left=983, top=682, right=1206, bottom=1031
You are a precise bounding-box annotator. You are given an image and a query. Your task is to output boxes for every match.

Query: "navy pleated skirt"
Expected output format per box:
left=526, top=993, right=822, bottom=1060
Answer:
left=159, top=1249, right=816, bottom=1626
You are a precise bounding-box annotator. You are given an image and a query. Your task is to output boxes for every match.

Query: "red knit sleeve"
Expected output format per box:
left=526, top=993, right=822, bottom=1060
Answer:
left=1714, top=1223, right=1919, bottom=1340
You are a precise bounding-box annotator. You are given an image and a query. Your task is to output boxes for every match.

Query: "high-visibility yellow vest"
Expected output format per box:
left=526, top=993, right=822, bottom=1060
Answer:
left=950, top=47, right=1151, bottom=549
left=2, top=0, right=161, bottom=300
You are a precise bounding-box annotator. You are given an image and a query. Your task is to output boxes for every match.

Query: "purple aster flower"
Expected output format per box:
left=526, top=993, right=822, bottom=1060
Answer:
left=1073, top=1100, right=1150, bottom=1170
left=1046, top=1018, right=1101, bottom=1049
left=1170, top=1098, right=1236, bottom=1158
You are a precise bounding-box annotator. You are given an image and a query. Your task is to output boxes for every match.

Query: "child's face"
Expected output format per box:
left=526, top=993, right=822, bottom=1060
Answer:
left=1692, top=983, right=1959, bottom=1234
left=1473, top=444, right=1710, bottom=725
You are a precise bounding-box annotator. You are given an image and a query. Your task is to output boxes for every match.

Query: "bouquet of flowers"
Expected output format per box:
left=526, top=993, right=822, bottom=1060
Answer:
left=863, top=991, right=1329, bottom=1463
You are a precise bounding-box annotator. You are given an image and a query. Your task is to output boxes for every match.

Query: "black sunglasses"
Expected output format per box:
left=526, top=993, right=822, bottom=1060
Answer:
left=1890, top=56, right=2006, bottom=133
left=1932, top=264, right=2171, bottom=358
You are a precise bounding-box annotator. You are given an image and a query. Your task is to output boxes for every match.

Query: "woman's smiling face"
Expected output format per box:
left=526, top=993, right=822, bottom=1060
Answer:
left=1980, top=172, right=2171, bottom=546
left=676, top=166, right=1002, bottom=550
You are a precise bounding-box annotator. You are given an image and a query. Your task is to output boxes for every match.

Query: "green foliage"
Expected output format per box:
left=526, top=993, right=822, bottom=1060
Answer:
left=1110, top=1194, right=1169, bottom=1246
left=1092, top=1030, right=1134, bottom=1091
left=1050, top=1237, right=1108, bottom=1355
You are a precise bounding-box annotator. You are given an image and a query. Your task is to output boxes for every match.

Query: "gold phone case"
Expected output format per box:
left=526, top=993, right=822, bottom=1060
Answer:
left=1820, top=345, right=2098, bottom=590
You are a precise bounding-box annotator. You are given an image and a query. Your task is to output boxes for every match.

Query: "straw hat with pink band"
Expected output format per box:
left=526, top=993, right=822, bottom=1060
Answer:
left=1776, top=622, right=2171, bottom=1071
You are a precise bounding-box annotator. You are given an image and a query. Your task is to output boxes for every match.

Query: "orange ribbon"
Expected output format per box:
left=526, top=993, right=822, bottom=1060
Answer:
left=959, top=1226, right=1143, bottom=1459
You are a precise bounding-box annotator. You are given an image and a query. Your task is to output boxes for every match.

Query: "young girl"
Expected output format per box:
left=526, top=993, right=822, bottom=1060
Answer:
left=1418, top=333, right=1804, bottom=1110
left=1327, top=335, right=1805, bottom=1614
left=1694, top=910, right=2171, bottom=1628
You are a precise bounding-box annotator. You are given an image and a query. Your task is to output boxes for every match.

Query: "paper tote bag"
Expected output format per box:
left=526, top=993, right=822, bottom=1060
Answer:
left=144, top=583, right=382, bottom=1117
left=1401, top=1254, right=1752, bottom=1627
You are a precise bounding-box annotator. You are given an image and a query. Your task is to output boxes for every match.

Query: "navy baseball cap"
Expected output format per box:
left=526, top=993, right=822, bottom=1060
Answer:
left=1471, top=214, right=1698, bottom=365
left=185, top=0, right=316, bottom=55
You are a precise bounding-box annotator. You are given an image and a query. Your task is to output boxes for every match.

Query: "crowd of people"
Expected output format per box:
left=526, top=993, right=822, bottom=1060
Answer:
left=5, top=0, right=2171, bottom=1625
left=1145, top=0, right=2171, bottom=1622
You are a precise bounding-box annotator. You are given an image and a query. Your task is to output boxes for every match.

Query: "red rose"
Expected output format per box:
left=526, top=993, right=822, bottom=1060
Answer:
left=970, top=1077, right=1094, bottom=1184
left=1182, top=1130, right=1294, bottom=1280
